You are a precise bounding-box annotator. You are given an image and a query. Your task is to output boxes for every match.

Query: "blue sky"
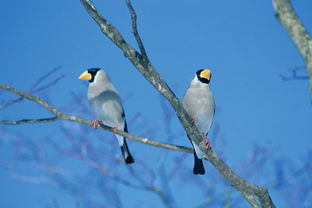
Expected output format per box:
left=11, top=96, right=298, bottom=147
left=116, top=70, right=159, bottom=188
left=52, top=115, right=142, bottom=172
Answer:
left=1, top=0, right=312, bottom=207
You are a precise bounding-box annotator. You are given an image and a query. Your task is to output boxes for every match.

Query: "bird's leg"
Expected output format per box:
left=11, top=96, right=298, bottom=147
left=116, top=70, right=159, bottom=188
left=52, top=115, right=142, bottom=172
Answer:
left=92, top=120, right=102, bottom=128
left=112, top=125, right=118, bottom=134
left=204, top=136, right=211, bottom=149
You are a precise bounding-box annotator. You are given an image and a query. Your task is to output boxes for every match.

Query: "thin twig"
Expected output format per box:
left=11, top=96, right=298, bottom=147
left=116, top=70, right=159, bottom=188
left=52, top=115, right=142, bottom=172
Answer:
left=280, top=66, right=309, bottom=81
left=28, top=66, right=62, bottom=93
left=125, top=0, right=149, bottom=63
left=0, top=66, right=65, bottom=110
left=30, top=74, right=67, bottom=94
left=146, top=186, right=174, bottom=208
left=0, top=84, right=192, bottom=154
left=0, top=117, right=60, bottom=125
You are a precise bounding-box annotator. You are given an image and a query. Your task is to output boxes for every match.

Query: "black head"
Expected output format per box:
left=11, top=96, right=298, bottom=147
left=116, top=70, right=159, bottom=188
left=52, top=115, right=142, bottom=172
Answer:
left=196, top=69, right=211, bottom=84
left=87, top=68, right=101, bottom=83
left=79, top=68, right=101, bottom=83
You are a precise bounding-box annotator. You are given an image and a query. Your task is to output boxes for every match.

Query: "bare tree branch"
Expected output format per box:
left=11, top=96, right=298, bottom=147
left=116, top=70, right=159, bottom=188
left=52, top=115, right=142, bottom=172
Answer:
left=30, top=74, right=67, bottom=94
left=0, top=66, right=65, bottom=110
left=146, top=186, right=174, bottom=208
left=125, top=0, right=149, bottom=64
left=238, top=190, right=261, bottom=208
left=0, top=117, right=60, bottom=125
left=280, top=66, right=309, bottom=81
left=28, top=66, right=62, bottom=93
left=272, top=0, right=312, bottom=93
left=0, top=84, right=192, bottom=154
left=79, top=0, right=276, bottom=207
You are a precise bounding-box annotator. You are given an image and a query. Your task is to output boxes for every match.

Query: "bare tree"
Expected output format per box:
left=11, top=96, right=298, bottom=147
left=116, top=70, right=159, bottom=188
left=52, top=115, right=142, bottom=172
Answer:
left=0, top=0, right=279, bottom=207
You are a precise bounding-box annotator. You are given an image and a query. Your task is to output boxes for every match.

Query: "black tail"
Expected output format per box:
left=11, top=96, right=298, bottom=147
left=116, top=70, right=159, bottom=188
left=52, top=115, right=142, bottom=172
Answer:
left=193, top=151, right=205, bottom=175
left=188, top=136, right=205, bottom=175
left=120, top=139, right=134, bottom=164
left=120, top=121, right=134, bottom=164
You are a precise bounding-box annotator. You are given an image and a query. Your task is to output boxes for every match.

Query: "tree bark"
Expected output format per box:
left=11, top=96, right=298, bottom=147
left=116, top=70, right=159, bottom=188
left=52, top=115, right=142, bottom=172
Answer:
left=273, top=0, right=312, bottom=93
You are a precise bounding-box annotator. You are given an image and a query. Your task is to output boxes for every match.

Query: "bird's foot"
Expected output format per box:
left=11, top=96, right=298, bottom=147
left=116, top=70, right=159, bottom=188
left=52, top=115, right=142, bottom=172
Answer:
left=191, top=119, right=196, bottom=124
left=112, top=125, right=118, bottom=134
left=204, top=136, right=211, bottom=149
left=92, top=120, right=102, bottom=128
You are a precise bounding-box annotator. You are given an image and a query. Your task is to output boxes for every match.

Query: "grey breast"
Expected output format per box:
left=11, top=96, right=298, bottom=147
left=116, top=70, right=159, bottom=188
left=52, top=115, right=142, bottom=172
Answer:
left=89, top=90, right=124, bottom=126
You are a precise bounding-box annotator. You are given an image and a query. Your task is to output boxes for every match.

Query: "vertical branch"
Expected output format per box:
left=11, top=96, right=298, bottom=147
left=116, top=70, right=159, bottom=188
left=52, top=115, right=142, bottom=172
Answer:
left=125, top=0, right=149, bottom=63
left=272, top=0, right=312, bottom=93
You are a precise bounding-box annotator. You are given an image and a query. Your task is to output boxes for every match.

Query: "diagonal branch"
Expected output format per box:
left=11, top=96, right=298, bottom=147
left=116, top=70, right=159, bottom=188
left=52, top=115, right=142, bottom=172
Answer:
left=0, top=66, right=65, bottom=110
left=0, top=84, right=192, bottom=153
left=28, top=66, right=62, bottom=93
left=80, top=0, right=275, bottom=207
left=238, top=190, right=261, bottom=208
left=272, top=0, right=312, bottom=93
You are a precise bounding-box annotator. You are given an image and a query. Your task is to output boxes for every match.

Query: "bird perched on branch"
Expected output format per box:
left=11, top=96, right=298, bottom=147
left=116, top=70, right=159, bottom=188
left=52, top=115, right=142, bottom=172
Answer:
left=183, top=69, right=215, bottom=175
left=79, top=68, right=134, bottom=164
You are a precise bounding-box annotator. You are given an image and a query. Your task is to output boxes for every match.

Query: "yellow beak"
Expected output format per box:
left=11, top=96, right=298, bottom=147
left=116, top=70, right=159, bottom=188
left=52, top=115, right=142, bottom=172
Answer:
left=79, top=71, right=92, bottom=80
left=200, top=69, right=211, bottom=80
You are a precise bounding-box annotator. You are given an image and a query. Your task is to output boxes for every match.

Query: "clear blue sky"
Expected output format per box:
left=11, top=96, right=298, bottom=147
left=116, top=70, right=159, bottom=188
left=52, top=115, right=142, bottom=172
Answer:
left=1, top=0, right=312, bottom=207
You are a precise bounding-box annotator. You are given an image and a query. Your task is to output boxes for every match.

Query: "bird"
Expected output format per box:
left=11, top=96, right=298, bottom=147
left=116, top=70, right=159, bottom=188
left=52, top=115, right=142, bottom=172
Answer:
left=182, top=69, right=215, bottom=175
left=79, top=68, right=134, bottom=164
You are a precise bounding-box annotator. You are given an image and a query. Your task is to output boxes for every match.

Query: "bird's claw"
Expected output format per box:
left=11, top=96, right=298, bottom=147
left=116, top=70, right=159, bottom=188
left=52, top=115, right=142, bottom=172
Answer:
left=92, top=120, right=102, bottom=128
left=204, top=136, right=211, bottom=149
left=113, top=125, right=118, bottom=134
